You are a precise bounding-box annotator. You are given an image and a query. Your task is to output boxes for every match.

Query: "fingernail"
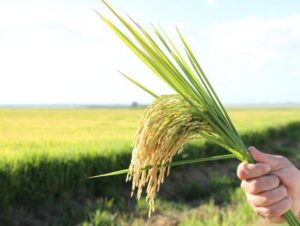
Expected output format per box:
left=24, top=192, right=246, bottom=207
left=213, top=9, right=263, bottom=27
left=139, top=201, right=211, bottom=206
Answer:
left=248, top=146, right=256, bottom=151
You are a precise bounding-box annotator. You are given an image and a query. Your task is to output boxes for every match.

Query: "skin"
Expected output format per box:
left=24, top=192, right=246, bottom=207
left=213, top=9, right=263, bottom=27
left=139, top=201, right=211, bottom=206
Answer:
left=237, top=146, right=300, bottom=223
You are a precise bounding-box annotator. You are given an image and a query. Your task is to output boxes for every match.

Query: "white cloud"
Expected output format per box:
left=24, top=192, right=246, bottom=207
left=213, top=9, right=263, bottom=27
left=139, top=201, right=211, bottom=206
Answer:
left=208, top=0, right=216, bottom=6
left=0, top=1, right=166, bottom=105
left=194, top=14, right=300, bottom=104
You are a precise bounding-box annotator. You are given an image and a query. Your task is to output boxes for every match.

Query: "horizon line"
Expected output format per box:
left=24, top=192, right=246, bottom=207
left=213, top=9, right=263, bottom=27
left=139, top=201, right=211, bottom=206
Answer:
left=1, top=102, right=300, bottom=109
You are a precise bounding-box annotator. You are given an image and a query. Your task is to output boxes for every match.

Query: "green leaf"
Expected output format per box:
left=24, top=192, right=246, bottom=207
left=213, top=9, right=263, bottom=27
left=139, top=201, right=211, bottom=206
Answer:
left=120, top=72, right=158, bottom=98
left=88, top=154, right=236, bottom=179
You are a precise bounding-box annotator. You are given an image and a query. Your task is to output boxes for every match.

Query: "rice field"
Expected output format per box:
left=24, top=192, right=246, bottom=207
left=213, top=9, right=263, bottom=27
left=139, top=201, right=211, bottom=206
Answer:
left=0, top=108, right=299, bottom=225
left=1, top=108, right=300, bottom=156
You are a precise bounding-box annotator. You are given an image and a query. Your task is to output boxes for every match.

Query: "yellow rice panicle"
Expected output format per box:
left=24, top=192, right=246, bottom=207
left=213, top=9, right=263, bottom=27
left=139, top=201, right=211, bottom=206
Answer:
left=126, top=94, right=214, bottom=216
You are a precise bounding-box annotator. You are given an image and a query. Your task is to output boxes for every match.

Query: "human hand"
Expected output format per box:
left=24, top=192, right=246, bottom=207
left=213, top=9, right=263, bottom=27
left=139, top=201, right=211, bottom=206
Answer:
left=237, top=146, right=300, bottom=223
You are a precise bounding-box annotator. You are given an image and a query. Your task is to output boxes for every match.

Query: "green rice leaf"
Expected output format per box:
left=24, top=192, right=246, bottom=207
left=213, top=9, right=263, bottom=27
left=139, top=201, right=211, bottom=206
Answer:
left=88, top=154, right=236, bottom=178
left=120, top=72, right=158, bottom=98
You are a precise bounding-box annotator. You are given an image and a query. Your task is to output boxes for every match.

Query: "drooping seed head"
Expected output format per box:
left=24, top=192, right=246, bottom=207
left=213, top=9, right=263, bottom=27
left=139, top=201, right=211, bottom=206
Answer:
left=126, top=94, right=214, bottom=216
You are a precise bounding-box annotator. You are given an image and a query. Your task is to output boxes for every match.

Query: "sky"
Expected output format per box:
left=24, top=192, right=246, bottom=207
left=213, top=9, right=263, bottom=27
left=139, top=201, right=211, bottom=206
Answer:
left=0, top=0, right=300, bottom=106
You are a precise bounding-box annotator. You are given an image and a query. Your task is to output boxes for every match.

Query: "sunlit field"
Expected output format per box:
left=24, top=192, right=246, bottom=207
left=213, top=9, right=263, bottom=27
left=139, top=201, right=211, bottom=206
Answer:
left=0, top=108, right=299, bottom=225
left=1, top=108, right=300, bottom=156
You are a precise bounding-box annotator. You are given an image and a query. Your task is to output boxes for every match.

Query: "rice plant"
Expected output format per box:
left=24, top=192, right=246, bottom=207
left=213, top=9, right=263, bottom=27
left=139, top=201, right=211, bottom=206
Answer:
left=93, top=1, right=300, bottom=224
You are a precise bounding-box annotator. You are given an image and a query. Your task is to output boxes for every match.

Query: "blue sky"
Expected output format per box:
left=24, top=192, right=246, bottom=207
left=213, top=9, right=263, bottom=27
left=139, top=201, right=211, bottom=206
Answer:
left=0, top=0, right=299, bottom=105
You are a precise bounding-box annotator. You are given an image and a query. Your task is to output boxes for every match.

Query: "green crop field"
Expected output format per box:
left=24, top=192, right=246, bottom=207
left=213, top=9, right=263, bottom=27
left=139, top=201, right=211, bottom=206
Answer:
left=0, top=108, right=299, bottom=226
left=1, top=108, right=300, bottom=156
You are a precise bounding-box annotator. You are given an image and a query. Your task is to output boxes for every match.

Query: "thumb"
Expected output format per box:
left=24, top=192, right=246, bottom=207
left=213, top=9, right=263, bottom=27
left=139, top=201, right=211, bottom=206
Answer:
left=248, top=146, right=281, bottom=170
left=248, top=146, right=267, bottom=163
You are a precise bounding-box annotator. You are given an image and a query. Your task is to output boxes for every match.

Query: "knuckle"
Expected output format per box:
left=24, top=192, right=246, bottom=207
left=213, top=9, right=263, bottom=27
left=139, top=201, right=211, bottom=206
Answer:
left=262, top=166, right=269, bottom=175
left=249, top=180, right=260, bottom=194
left=278, top=185, right=287, bottom=197
left=256, top=166, right=264, bottom=176
left=259, top=196, right=269, bottom=206
left=276, top=155, right=289, bottom=164
left=270, top=175, right=280, bottom=186
left=258, top=164, right=269, bottom=175
left=285, top=197, right=292, bottom=208
left=265, top=207, right=280, bottom=218
left=265, top=198, right=291, bottom=218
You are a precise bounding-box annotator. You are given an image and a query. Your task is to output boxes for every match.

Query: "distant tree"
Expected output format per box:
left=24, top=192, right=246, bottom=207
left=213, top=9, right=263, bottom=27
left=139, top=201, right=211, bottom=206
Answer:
left=131, top=101, right=138, bottom=107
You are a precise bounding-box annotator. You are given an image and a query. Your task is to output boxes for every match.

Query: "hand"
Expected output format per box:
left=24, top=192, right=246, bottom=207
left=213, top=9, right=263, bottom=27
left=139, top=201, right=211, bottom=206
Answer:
left=237, top=146, right=300, bottom=223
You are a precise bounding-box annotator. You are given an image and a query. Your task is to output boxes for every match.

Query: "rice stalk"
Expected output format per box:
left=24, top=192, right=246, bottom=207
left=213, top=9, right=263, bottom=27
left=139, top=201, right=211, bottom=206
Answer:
left=94, top=1, right=300, bottom=224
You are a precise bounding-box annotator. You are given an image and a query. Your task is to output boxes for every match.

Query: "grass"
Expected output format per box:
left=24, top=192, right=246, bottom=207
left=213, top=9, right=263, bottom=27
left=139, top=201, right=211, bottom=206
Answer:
left=0, top=108, right=299, bottom=225
left=178, top=189, right=257, bottom=226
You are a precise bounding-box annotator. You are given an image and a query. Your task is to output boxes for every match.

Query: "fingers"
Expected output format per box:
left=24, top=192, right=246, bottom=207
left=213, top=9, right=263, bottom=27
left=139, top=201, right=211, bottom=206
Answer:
left=246, top=184, right=288, bottom=207
left=248, top=146, right=290, bottom=170
left=239, top=147, right=297, bottom=223
left=248, top=146, right=268, bottom=163
left=254, top=197, right=292, bottom=219
left=241, top=174, right=280, bottom=195
left=237, top=162, right=271, bottom=180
